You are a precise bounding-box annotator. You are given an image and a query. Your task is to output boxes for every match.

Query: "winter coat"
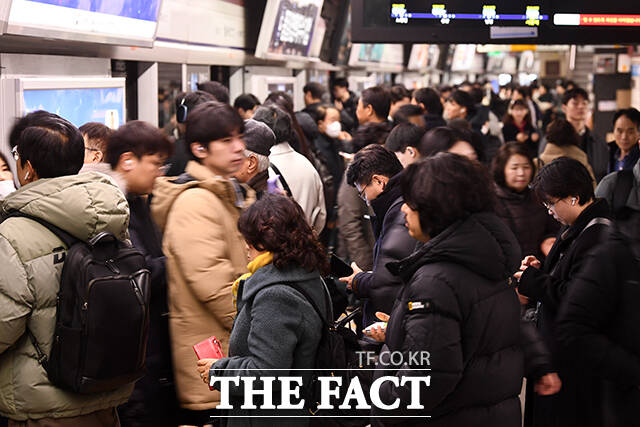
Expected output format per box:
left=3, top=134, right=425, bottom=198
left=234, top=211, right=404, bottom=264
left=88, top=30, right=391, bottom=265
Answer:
left=0, top=173, right=133, bottom=421
left=538, top=142, right=596, bottom=185
left=336, top=175, right=375, bottom=271
left=210, top=264, right=326, bottom=427
left=502, top=121, right=540, bottom=159
left=373, top=212, right=525, bottom=426
left=351, top=175, right=415, bottom=326
left=494, top=184, right=560, bottom=260
left=556, top=231, right=640, bottom=427
left=518, top=199, right=612, bottom=427
left=119, top=195, right=178, bottom=427
left=313, top=133, right=344, bottom=205
left=596, top=158, right=640, bottom=209
left=151, top=161, right=254, bottom=411
left=580, top=128, right=609, bottom=183
left=269, top=142, right=326, bottom=233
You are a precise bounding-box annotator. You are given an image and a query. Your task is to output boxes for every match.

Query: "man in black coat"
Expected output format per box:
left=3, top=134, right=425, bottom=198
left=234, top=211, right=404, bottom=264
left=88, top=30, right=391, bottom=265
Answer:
left=339, top=145, right=416, bottom=328
left=517, top=157, right=612, bottom=427
left=556, top=231, right=640, bottom=427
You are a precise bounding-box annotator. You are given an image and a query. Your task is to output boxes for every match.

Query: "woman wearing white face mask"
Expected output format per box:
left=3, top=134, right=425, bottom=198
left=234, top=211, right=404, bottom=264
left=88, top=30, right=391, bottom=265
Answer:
left=313, top=105, right=347, bottom=206
left=0, top=152, right=16, bottom=198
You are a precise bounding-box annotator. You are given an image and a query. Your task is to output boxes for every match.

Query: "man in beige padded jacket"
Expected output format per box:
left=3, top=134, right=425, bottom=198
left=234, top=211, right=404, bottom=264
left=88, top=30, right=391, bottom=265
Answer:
left=151, top=101, right=254, bottom=426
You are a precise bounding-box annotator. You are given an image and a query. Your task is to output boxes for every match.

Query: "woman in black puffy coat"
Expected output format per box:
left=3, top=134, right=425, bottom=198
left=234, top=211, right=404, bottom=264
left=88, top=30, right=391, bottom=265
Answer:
left=369, top=154, right=559, bottom=426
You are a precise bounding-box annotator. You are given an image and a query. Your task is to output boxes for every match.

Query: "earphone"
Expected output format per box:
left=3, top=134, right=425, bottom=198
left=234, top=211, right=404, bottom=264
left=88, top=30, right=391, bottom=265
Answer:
left=177, top=98, right=188, bottom=123
left=196, top=145, right=206, bottom=153
left=571, top=197, right=576, bottom=206
left=24, top=171, right=29, bottom=180
left=125, top=160, right=133, bottom=167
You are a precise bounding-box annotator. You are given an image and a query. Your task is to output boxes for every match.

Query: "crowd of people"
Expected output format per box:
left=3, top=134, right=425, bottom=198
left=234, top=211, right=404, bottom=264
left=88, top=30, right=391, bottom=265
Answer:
left=1, top=76, right=640, bottom=427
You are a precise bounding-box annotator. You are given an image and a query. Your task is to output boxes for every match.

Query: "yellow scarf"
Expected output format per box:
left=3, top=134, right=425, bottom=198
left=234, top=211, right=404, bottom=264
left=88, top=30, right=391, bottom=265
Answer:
left=232, top=252, right=273, bottom=310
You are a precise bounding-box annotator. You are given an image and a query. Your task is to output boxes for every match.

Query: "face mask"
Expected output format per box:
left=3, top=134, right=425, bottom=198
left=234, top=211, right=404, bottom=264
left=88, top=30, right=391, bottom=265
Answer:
left=0, top=180, right=16, bottom=198
left=326, top=121, right=342, bottom=138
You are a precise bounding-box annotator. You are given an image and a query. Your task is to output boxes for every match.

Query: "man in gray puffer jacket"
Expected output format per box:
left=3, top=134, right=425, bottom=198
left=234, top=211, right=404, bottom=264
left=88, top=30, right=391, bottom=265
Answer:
left=0, top=111, right=133, bottom=425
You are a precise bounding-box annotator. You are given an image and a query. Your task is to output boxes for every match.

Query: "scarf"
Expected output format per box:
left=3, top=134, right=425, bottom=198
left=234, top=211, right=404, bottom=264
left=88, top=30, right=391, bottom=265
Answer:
left=232, top=251, right=273, bottom=310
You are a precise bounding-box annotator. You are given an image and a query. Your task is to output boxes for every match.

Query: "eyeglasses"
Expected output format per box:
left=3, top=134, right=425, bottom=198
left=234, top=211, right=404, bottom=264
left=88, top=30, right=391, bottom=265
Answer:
left=11, top=146, right=19, bottom=161
left=542, top=198, right=560, bottom=210
left=356, top=182, right=369, bottom=201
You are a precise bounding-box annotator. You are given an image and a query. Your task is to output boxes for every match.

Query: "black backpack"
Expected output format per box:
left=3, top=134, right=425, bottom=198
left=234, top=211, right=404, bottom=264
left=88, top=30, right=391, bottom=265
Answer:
left=611, top=169, right=640, bottom=261
left=12, top=213, right=151, bottom=394
left=278, top=281, right=372, bottom=427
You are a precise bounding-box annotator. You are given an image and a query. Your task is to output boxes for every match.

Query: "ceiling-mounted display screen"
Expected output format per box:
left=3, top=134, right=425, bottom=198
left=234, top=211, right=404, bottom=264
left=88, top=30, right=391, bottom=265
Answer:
left=7, top=0, right=161, bottom=47
left=255, top=0, right=324, bottom=61
left=352, top=0, right=640, bottom=44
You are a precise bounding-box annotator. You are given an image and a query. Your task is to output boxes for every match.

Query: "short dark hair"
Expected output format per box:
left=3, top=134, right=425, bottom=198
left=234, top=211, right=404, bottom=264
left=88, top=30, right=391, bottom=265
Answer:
left=361, top=86, right=391, bottom=120
left=418, top=126, right=476, bottom=158
left=467, top=87, right=484, bottom=104
left=234, top=93, right=261, bottom=112
left=491, top=142, right=535, bottom=188
left=390, top=85, right=411, bottom=103
left=531, top=157, right=594, bottom=205
left=106, top=121, right=174, bottom=169
left=311, top=104, right=339, bottom=123
left=392, top=104, right=424, bottom=126
left=303, top=82, right=326, bottom=100
left=79, top=122, right=113, bottom=153
left=386, top=123, right=425, bottom=153
left=562, top=87, right=589, bottom=105
left=238, top=194, right=328, bottom=274
left=197, top=81, right=230, bottom=104
left=332, top=78, right=349, bottom=89
left=346, top=144, right=403, bottom=186
left=413, top=88, right=443, bottom=116
left=613, top=108, right=640, bottom=129
left=9, top=110, right=84, bottom=178
left=514, top=86, right=532, bottom=99
left=351, top=122, right=391, bottom=151
left=546, top=118, right=580, bottom=147
left=401, top=153, right=495, bottom=237
left=175, top=90, right=216, bottom=121
left=185, top=101, right=244, bottom=161
left=448, top=90, right=475, bottom=117
left=253, top=105, right=292, bottom=145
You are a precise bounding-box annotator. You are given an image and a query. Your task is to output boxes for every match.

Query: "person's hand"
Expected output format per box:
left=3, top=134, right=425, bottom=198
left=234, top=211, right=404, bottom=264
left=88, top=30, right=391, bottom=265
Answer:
left=515, top=287, right=529, bottom=305
left=338, top=131, right=352, bottom=141
left=334, top=99, right=344, bottom=111
left=196, top=358, right=218, bottom=385
left=516, top=132, right=528, bottom=142
left=339, top=262, right=363, bottom=290
left=363, top=312, right=389, bottom=342
left=531, top=132, right=540, bottom=142
left=534, top=373, right=562, bottom=395
left=520, top=255, right=541, bottom=271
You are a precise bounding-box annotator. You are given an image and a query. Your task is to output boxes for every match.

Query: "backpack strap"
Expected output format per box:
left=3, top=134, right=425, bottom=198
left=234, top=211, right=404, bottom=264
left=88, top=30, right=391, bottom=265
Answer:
left=612, top=169, right=634, bottom=216
left=269, top=164, right=293, bottom=198
left=4, top=212, right=77, bottom=369
left=5, top=212, right=77, bottom=248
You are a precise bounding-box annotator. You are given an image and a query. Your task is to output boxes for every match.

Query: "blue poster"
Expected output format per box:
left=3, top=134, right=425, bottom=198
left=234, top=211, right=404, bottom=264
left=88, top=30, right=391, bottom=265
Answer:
left=26, top=0, right=160, bottom=22
left=23, top=87, right=125, bottom=129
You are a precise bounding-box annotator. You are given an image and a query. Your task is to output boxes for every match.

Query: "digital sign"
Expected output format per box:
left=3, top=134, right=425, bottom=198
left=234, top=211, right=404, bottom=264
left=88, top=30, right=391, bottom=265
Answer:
left=352, top=0, right=640, bottom=43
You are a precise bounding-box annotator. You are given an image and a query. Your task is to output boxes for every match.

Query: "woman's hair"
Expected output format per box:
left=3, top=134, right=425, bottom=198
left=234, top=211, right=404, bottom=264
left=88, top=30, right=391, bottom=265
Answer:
left=0, top=151, right=10, bottom=169
left=400, top=153, right=495, bottom=237
left=238, top=194, right=329, bottom=274
left=264, top=91, right=311, bottom=159
left=503, top=99, right=532, bottom=126
left=531, top=157, right=594, bottom=206
left=310, top=104, right=339, bottom=124
left=418, top=126, right=480, bottom=159
left=545, top=118, right=581, bottom=147
left=491, top=142, right=535, bottom=188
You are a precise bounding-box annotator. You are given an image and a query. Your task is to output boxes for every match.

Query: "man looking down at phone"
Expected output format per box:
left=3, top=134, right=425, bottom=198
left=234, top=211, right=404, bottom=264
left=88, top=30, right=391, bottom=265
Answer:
left=152, top=101, right=254, bottom=426
left=339, top=145, right=416, bottom=330
left=196, top=194, right=327, bottom=425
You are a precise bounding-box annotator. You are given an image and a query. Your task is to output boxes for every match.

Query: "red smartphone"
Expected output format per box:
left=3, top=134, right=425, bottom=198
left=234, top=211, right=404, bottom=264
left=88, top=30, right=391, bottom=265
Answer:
left=193, top=336, right=224, bottom=390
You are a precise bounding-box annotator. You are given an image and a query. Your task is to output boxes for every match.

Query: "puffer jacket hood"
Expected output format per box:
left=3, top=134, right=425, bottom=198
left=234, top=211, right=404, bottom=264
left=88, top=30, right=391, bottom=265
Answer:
left=1, top=171, right=129, bottom=241
left=151, top=161, right=254, bottom=232
left=389, top=211, right=521, bottom=282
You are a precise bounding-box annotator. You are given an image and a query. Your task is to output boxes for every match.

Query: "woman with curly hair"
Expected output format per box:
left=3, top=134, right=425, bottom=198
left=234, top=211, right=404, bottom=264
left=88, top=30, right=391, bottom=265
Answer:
left=196, top=194, right=328, bottom=426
